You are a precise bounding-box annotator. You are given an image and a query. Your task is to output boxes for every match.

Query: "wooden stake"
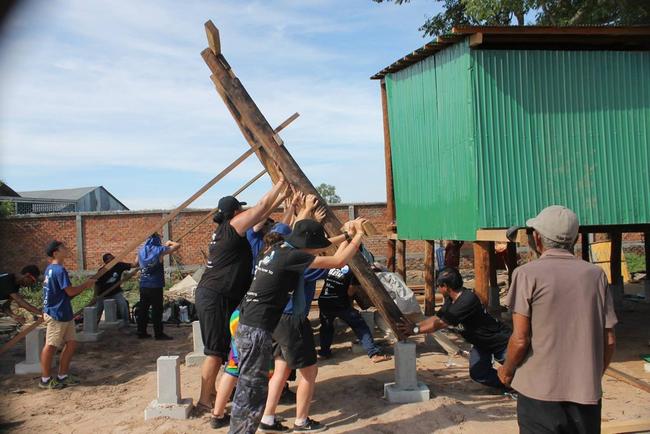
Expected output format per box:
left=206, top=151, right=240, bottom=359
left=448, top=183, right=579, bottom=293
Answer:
left=202, top=21, right=408, bottom=338
left=424, top=240, right=436, bottom=316
left=581, top=233, right=590, bottom=261
left=380, top=79, right=397, bottom=272
left=605, top=366, right=650, bottom=394
left=396, top=239, right=406, bottom=282
left=473, top=241, right=490, bottom=306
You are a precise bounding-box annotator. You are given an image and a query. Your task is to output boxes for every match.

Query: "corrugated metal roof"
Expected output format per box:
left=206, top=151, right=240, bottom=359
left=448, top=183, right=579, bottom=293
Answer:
left=18, top=186, right=99, bottom=200
left=371, top=26, right=650, bottom=79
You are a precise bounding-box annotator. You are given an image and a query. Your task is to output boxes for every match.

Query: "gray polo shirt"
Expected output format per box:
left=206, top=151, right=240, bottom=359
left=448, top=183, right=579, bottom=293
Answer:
left=505, top=249, right=618, bottom=405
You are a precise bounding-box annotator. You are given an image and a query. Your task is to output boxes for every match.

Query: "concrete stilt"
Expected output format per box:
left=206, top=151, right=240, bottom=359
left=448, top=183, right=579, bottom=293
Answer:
left=99, top=299, right=122, bottom=329
left=384, top=341, right=430, bottom=403
left=185, top=321, right=206, bottom=367
left=77, top=306, right=103, bottom=342
left=15, top=327, right=45, bottom=375
left=145, top=355, right=193, bottom=420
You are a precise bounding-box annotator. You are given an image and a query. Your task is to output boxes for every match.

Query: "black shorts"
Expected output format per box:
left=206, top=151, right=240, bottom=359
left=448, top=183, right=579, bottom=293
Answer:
left=195, top=286, right=238, bottom=359
left=272, top=314, right=317, bottom=369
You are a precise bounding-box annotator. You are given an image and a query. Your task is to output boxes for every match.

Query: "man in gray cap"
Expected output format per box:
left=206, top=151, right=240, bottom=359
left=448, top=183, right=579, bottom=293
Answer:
left=498, top=205, right=617, bottom=434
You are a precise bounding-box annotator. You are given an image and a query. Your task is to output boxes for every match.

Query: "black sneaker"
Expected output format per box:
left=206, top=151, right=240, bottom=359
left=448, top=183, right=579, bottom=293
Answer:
left=258, top=419, right=290, bottom=433
left=293, top=418, right=327, bottom=432
left=209, top=414, right=230, bottom=429
left=155, top=333, right=173, bottom=341
left=38, top=378, right=65, bottom=390
left=279, top=384, right=296, bottom=404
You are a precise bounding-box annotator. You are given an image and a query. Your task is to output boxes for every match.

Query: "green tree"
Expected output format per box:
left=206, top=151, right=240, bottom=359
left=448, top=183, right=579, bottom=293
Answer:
left=316, top=183, right=342, bottom=204
left=372, top=0, right=650, bottom=37
left=0, top=201, right=15, bottom=217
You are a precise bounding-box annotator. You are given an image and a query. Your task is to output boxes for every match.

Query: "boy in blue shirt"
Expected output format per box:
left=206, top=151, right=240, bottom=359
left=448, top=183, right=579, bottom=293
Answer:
left=40, top=240, right=95, bottom=389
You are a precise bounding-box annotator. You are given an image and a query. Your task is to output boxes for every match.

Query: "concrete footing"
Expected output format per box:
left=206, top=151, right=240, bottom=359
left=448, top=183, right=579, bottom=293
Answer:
left=185, top=321, right=206, bottom=367
left=99, top=299, right=122, bottom=329
left=77, top=306, right=103, bottom=342
left=145, top=356, right=193, bottom=420
left=15, top=327, right=45, bottom=375
left=384, top=341, right=430, bottom=404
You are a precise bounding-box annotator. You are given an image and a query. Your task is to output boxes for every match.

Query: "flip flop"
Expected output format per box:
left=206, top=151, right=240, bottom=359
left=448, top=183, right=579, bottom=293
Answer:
left=371, top=354, right=392, bottom=363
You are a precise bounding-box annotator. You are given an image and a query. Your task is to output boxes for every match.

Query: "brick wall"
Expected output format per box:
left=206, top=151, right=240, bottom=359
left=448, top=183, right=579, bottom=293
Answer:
left=0, top=204, right=645, bottom=274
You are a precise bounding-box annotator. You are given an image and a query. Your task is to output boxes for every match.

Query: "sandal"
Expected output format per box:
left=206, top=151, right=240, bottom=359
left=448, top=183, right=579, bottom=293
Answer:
left=370, top=354, right=392, bottom=363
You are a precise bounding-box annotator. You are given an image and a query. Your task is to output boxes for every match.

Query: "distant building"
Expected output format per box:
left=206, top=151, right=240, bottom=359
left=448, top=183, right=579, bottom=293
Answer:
left=0, top=186, right=129, bottom=215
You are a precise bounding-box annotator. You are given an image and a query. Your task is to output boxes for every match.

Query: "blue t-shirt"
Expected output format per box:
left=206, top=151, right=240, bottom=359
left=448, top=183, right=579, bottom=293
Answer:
left=246, top=228, right=265, bottom=274
left=283, top=268, right=328, bottom=317
left=43, top=263, right=73, bottom=321
left=139, top=245, right=169, bottom=288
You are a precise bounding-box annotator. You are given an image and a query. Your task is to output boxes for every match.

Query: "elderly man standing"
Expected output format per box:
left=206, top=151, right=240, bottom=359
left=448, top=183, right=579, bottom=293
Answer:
left=498, top=206, right=617, bottom=434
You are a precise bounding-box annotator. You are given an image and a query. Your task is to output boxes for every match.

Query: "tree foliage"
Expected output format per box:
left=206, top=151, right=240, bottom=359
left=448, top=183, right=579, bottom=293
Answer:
left=316, top=183, right=342, bottom=204
left=372, top=0, right=650, bottom=37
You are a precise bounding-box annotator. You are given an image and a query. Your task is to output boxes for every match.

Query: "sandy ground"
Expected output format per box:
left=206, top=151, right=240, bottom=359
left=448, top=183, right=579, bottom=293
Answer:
left=1, top=284, right=649, bottom=434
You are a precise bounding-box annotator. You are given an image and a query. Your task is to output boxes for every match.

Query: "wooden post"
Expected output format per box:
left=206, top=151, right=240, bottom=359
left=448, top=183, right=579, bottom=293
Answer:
left=644, top=231, right=650, bottom=304
left=473, top=241, right=490, bottom=306
left=396, top=240, right=406, bottom=282
left=610, top=231, right=624, bottom=314
left=424, top=240, right=436, bottom=315
left=505, top=242, right=517, bottom=284
left=581, top=232, right=590, bottom=261
left=202, top=21, right=408, bottom=338
left=487, top=241, right=500, bottom=312
left=380, top=79, right=397, bottom=272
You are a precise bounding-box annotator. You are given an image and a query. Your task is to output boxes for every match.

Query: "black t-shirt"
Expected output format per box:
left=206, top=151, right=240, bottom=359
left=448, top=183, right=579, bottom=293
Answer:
left=95, top=262, right=131, bottom=297
left=239, top=245, right=315, bottom=332
left=198, top=220, right=254, bottom=301
left=438, top=288, right=511, bottom=353
left=318, top=265, right=354, bottom=311
left=0, top=273, right=19, bottom=301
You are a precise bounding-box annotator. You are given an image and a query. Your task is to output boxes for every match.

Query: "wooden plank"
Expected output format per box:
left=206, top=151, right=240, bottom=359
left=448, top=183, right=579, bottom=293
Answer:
left=204, top=20, right=221, bottom=55
left=476, top=229, right=510, bottom=242
left=473, top=241, right=490, bottom=306
left=590, top=241, right=631, bottom=283
left=602, top=418, right=650, bottom=434
left=396, top=240, right=406, bottom=282
left=605, top=366, right=650, bottom=394
left=424, top=240, right=436, bottom=316
left=202, top=23, right=409, bottom=339
left=380, top=79, right=397, bottom=272
left=581, top=233, right=590, bottom=261
left=469, top=32, right=483, bottom=47
left=0, top=145, right=258, bottom=356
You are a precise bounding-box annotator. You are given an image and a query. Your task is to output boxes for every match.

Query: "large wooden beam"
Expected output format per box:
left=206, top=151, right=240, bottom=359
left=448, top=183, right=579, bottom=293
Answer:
left=396, top=239, right=406, bottom=281
left=424, top=240, right=436, bottom=315
left=380, top=79, right=397, bottom=272
left=473, top=241, right=490, bottom=306
left=202, top=21, right=408, bottom=338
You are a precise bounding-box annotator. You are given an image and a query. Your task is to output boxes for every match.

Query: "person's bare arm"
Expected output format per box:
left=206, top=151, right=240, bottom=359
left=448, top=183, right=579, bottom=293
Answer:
left=497, top=313, right=531, bottom=386
left=311, top=225, right=363, bottom=269
left=296, top=194, right=318, bottom=222
left=397, top=314, right=449, bottom=336
left=162, top=240, right=180, bottom=255
left=604, top=328, right=616, bottom=373
left=64, top=279, right=96, bottom=298
left=9, top=293, right=41, bottom=315
left=231, top=176, right=288, bottom=236
left=252, top=189, right=290, bottom=232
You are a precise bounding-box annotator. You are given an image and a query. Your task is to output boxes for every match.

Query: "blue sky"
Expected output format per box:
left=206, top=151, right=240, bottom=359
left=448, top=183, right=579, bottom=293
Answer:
left=0, top=0, right=440, bottom=210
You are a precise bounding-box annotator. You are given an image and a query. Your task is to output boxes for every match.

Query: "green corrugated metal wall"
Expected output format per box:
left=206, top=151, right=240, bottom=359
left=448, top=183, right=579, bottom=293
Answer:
left=385, top=41, right=650, bottom=240
left=473, top=49, right=650, bottom=228
left=385, top=40, right=478, bottom=240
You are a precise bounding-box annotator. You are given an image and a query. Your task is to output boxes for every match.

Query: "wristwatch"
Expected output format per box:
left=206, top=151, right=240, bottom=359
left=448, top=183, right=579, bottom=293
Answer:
left=343, top=231, right=352, bottom=242
left=412, top=324, right=420, bottom=334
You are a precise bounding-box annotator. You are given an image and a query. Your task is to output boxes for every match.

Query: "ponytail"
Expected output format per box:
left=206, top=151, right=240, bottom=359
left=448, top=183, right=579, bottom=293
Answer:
left=213, top=210, right=235, bottom=224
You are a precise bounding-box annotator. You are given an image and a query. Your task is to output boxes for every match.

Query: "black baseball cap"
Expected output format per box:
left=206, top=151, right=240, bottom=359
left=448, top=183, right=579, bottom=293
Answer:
left=46, top=240, right=64, bottom=257
left=218, top=196, right=247, bottom=214
left=285, top=219, right=331, bottom=249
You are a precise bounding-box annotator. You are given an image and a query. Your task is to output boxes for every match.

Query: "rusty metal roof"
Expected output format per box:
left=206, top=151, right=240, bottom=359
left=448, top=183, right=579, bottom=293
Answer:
left=371, top=26, right=650, bottom=79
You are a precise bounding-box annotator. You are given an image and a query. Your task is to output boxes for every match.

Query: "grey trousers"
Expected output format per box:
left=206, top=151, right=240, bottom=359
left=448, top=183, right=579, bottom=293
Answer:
left=228, top=323, right=273, bottom=434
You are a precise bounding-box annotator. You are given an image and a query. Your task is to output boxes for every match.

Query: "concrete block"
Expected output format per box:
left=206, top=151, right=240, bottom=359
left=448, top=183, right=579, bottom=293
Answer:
left=77, top=307, right=103, bottom=342
left=383, top=341, right=430, bottom=404
left=144, top=355, right=193, bottom=420
left=360, top=310, right=376, bottom=331
left=185, top=321, right=206, bottom=367
left=15, top=328, right=45, bottom=375
left=99, top=299, right=122, bottom=329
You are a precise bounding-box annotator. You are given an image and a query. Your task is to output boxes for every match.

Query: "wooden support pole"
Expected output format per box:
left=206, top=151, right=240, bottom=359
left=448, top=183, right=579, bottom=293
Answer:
left=610, top=231, right=624, bottom=314
left=473, top=241, right=490, bottom=306
left=380, top=79, right=397, bottom=272
left=487, top=241, right=499, bottom=312
left=202, top=21, right=408, bottom=338
left=581, top=233, right=590, bottom=261
left=0, top=145, right=258, bottom=356
left=505, top=242, right=517, bottom=284
left=424, top=240, right=436, bottom=315
left=396, top=240, right=406, bottom=282
left=644, top=231, right=650, bottom=273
